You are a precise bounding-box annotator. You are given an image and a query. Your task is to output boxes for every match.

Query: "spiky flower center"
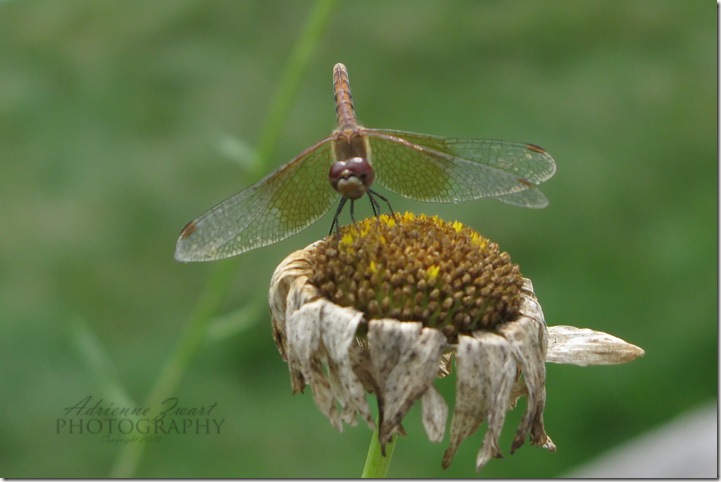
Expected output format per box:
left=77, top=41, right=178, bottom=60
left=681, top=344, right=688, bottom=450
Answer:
left=311, top=213, right=523, bottom=340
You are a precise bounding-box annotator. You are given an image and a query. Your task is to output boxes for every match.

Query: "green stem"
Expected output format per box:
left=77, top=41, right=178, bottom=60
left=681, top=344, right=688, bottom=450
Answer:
left=108, top=0, right=337, bottom=476
left=361, top=427, right=397, bottom=478
left=109, top=261, right=236, bottom=477
left=254, top=0, right=338, bottom=177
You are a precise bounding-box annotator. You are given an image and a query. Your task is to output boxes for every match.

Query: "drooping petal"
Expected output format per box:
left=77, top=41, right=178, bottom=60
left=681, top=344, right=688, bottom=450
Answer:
left=497, top=315, right=555, bottom=454
left=546, top=325, right=645, bottom=366
left=442, top=335, right=490, bottom=469
left=320, top=304, right=374, bottom=428
left=442, top=331, right=517, bottom=470
left=285, top=299, right=340, bottom=427
left=474, top=331, right=518, bottom=470
left=368, top=320, right=446, bottom=446
left=495, top=279, right=550, bottom=451
left=324, top=357, right=357, bottom=426
left=269, top=246, right=318, bottom=360
left=421, top=385, right=448, bottom=442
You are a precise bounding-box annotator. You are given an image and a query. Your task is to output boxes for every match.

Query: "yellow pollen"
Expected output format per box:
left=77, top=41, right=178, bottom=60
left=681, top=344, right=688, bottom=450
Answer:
left=452, top=220, right=464, bottom=233
left=340, top=232, right=354, bottom=246
left=471, top=232, right=487, bottom=249
left=384, top=216, right=396, bottom=228
left=369, top=260, right=378, bottom=274
left=425, top=265, right=440, bottom=281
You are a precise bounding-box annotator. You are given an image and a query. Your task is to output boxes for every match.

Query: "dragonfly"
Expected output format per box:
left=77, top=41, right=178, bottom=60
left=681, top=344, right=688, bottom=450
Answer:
left=175, top=63, right=556, bottom=262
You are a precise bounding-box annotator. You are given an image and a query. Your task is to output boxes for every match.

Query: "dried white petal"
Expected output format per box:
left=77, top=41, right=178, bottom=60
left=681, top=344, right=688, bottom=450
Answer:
left=269, top=247, right=319, bottom=360
left=443, top=331, right=519, bottom=470
left=320, top=305, right=374, bottom=428
left=475, top=332, right=519, bottom=470
left=325, top=357, right=359, bottom=426
left=443, top=334, right=490, bottom=469
left=268, top=248, right=312, bottom=329
left=421, top=385, right=447, bottom=443
left=286, top=299, right=338, bottom=425
left=546, top=325, right=645, bottom=366
left=368, top=320, right=446, bottom=445
left=519, top=278, right=544, bottom=322
left=497, top=312, right=554, bottom=454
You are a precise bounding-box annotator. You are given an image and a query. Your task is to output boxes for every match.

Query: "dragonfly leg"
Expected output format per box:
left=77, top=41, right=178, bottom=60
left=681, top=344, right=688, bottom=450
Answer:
left=349, top=198, right=358, bottom=224
left=330, top=197, right=349, bottom=235
left=368, top=191, right=380, bottom=217
left=368, top=189, right=395, bottom=218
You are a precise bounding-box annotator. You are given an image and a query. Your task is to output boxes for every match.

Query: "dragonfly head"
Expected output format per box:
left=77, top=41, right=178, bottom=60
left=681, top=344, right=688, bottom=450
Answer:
left=329, top=157, right=375, bottom=200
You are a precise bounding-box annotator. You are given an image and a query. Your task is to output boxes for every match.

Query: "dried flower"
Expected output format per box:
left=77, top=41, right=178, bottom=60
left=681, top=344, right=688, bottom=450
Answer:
left=268, top=213, right=644, bottom=471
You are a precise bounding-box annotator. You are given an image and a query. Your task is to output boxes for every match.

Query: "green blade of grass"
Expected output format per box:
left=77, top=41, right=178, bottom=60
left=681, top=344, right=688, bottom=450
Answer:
left=69, top=315, right=136, bottom=408
left=109, top=0, right=337, bottom=476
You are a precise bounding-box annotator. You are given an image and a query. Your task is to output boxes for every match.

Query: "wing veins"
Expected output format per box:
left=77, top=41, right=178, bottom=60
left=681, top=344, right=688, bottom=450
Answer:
left=364, top=130, right=543, bottom=202
left=175, top=137, right=336, bottom=261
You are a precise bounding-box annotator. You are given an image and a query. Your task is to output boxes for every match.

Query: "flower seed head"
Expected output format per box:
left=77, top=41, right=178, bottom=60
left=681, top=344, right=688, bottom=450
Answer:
left=311, top=213, right=524, bottom=338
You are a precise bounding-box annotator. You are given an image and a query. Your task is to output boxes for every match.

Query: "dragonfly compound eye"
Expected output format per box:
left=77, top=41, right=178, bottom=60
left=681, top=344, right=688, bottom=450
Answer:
left=329, top=157, right=376, bottom=199
left=347, top=157, right=375, bottom=185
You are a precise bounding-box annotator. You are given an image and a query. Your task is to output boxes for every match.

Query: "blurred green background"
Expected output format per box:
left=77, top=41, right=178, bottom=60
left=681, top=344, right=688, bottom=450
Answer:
left=0, top=0, right=715, bottom=477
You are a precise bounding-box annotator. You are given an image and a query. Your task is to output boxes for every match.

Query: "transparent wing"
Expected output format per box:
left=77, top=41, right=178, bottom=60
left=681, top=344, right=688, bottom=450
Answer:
left=363, top=128, right=556, bottom=208
left=493, top=188, right=550, bottom=208
left=175, top=138, right=337, bottom=261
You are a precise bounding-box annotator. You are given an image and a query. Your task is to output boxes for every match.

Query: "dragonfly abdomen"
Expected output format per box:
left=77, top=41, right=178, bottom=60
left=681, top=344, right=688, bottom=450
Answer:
left=333, top=63, right=358, bottom=131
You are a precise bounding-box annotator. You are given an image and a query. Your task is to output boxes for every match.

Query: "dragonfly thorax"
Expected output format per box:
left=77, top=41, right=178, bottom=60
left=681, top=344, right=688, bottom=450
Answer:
left=329, top=156, right=375, bottom=200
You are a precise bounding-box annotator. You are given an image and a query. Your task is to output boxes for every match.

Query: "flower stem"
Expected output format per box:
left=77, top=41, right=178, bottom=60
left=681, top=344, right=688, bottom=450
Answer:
left=361, top=428, right=397, bottom=478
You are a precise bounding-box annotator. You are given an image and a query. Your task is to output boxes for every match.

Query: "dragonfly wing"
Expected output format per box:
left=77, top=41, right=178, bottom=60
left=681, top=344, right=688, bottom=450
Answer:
left=494, top=187, right=549, bottom=208
left=175, top=138, right=337, bottom=261
left=364, top=129, right=556, bottom=208
left=439, top=137, right=555, bottom=183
